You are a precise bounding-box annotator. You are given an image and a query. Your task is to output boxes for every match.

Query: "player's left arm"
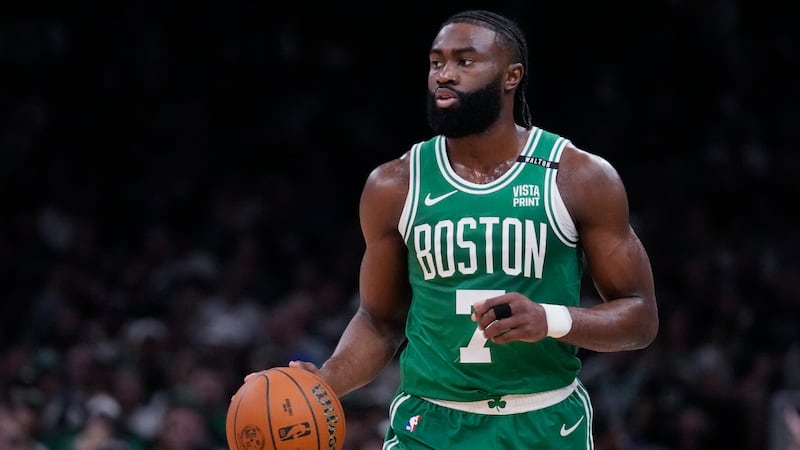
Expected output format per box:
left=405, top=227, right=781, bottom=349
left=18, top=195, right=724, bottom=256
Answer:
left=556, top=143, right=658, bottom=351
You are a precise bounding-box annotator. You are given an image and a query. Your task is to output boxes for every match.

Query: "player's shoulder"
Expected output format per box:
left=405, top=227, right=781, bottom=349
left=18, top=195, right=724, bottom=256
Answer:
left=557, top=141, right=629, bottom=222
left=558, top=141, right=621, bottom=187
left=366, top=149, right=411, bottom=190
left=362, top=142, right=423, bottom=203
left=364, top=136, right=434, bottom=192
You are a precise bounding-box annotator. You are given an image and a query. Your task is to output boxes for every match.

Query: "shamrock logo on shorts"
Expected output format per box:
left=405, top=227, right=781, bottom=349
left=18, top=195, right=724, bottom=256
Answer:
left=487, top=396, right=507, bottom=411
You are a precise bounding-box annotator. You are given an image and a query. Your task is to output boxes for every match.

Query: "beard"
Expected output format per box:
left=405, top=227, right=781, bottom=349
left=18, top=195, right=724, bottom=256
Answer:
left=426, top=75, right=503, bottom=138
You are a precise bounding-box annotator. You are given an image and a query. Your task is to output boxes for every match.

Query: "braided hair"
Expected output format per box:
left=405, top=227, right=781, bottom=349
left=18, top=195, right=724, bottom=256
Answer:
left=440, top=10, right=533, bottom=129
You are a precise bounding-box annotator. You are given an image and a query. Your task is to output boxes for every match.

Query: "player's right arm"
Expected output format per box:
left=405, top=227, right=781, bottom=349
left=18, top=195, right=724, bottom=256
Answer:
left=303, top=153, right=412, bottom=398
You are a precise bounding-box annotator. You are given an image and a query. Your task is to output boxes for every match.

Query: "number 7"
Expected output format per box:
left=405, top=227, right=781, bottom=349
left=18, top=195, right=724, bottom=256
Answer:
left=456, top=289, right=505, bottom=363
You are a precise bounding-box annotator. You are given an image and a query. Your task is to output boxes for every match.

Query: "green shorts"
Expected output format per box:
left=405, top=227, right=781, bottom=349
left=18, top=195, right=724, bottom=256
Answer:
left=382, top=380, right=594, bottom=450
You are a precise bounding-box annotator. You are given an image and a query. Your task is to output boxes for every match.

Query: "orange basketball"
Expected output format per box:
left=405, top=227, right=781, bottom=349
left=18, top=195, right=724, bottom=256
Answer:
left=226, top=367, right=346, bottom=450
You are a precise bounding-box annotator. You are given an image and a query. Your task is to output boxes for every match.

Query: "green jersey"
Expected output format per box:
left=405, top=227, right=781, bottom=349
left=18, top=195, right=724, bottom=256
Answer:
left=397, top=127, right=584, bottom=402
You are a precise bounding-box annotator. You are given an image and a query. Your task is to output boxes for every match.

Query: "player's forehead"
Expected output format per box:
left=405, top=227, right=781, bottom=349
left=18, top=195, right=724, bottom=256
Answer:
left=430, top=22, right=501, bottom=54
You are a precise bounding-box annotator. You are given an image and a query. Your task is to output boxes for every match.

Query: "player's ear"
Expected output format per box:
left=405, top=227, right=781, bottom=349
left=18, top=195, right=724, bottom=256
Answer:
left=504, top=62, right=523, bottom=93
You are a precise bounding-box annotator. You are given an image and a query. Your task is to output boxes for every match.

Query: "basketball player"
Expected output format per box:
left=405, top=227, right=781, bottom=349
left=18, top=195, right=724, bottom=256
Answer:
left=260, top=9, right=658, bottom=449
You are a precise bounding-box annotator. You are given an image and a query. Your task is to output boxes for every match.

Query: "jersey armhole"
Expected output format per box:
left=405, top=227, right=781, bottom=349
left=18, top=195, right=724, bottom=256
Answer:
left=546, top=139, right=579, bottom=246
left=398, top=143, right=422, bottom=242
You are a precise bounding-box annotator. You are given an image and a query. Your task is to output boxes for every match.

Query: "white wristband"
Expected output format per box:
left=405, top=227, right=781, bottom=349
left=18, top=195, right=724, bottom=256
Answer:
left=541, top=304, right=573, bottom=338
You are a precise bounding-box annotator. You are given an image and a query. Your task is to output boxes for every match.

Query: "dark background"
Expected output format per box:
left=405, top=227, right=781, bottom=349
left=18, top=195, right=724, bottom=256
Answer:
left=1, top=1, right=799, bottom=449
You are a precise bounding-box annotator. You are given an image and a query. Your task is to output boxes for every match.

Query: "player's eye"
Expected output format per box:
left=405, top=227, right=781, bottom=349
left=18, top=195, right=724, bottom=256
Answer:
left=459, top=58, right=474, bottom=67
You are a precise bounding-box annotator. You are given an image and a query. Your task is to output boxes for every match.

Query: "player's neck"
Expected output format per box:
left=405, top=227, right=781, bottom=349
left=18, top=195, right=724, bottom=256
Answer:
left=445, top=121, right=527, bottom=161
left=444, top=122, right=530, bottom=184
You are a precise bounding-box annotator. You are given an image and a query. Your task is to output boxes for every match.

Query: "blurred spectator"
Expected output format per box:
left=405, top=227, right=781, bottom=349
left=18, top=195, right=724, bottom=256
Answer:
left=44, top=393, right=145, bottom=450
left=770, top=391, right=800, bottom=450
left=151, top=404, right=223, bottom=450
left=0, top=403, right=46, bottom=450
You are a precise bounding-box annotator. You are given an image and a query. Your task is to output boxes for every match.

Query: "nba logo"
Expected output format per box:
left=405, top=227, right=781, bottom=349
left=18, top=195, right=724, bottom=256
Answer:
left=405, top=415, right=421, bottom=432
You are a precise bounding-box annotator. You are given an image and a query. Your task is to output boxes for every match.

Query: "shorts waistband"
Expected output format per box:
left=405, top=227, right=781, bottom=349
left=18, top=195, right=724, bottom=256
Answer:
left=420, top=379, right=578, bottom=416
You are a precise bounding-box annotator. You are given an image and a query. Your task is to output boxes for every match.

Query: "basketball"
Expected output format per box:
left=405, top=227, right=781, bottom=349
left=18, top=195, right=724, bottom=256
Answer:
left=226, top=367, right=346, bottom=450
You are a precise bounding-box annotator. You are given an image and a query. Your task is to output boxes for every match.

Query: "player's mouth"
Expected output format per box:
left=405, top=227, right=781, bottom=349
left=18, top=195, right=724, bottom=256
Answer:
left=435, top=87, right=459, bottom=108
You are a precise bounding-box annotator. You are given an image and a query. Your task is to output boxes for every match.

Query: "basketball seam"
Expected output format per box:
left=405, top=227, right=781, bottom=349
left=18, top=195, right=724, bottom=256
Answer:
left=274, top=368, right=324, bottom=450
left=262, top=373, right=277, bottom=450
left=231, top=378, right=249, bottom=449
left=231, top=373, right=273, bottom=450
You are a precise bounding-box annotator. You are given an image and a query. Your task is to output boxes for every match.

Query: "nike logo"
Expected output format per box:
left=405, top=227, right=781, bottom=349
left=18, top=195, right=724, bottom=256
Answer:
left=423, top=190, right=457, bottom=206
left=559, top=416, right=584, bottom=437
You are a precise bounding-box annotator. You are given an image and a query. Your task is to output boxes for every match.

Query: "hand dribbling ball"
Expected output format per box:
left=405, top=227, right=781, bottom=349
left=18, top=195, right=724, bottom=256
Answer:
left=226, top=367, right=346, bottom=450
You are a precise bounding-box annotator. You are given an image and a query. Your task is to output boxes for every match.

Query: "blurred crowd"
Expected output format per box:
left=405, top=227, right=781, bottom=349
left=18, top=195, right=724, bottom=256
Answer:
left=1, top=2, right=799, bottom=450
